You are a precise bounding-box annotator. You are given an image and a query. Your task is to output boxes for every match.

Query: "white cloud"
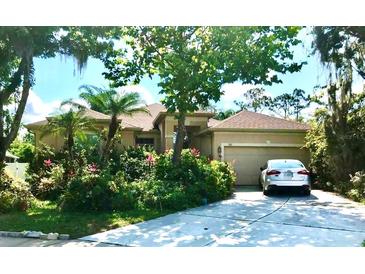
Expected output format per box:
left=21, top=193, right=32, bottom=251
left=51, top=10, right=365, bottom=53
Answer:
left=117, top=85, right=155, bottom=105
left=22, top=90, right=62, bottom=124
left=220, top=83, right=256, bottom=109
left=220, top=82, right=265, bottom=110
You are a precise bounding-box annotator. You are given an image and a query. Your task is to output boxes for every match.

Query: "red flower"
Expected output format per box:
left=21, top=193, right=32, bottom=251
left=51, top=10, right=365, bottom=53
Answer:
left=43, top=159, right=52, bottom=167
left=87, top=163, right=99, bottom=173
left=146, top=154, right=155, bottom=165
left=191, top=148, right=200, bottom=158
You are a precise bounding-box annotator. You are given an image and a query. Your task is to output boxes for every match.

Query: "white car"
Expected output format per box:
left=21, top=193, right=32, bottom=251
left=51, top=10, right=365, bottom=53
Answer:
left=259, top=159, right=311, bottom=196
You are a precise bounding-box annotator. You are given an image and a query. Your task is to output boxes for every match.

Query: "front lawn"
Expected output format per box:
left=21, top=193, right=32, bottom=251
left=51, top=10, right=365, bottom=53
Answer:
left=0, top=200, right=172, bottom=239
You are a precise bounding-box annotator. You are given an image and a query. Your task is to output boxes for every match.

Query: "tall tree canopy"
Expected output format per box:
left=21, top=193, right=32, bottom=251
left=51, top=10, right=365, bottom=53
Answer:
left=269, top=88, right=310, bottom=121
left=234, top=87, right=271, bottom=112
left=0, top=27, right=118, bottom=168
left=104, top=26, right=305, bottom=163
left=308, top=26, right=365, bottom=182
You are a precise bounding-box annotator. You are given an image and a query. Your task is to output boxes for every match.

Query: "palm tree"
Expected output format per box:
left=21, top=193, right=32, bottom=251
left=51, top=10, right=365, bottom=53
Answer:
left=41, top=103, right=94, bottom=159
left=78, top=85, right=150, bottom=160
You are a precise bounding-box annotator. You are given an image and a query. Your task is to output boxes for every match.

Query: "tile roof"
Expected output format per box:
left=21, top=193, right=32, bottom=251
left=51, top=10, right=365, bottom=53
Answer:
left=208, top=118, right=220, bottom=127
left=211, top=110, right=309, bottom=131
left=118, top=103, right=166, bottom=131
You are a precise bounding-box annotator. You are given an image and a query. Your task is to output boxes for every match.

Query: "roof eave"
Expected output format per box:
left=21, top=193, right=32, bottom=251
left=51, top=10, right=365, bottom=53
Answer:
left=196, top=127, right=309, bottom=136
left=153, top=111, right=215, bottom=126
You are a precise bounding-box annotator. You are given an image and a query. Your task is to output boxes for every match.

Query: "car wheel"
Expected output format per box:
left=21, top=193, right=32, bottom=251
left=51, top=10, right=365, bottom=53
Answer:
left=263, top=189, right=270, bottom=196
left=303, top=189, right=311, bottom=196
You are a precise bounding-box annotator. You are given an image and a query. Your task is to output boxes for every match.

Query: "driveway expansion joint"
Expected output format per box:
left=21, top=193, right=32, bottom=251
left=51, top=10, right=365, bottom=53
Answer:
left=254, top=220, right=365, bottom=234
left=203, top=196, right=291, bottom=246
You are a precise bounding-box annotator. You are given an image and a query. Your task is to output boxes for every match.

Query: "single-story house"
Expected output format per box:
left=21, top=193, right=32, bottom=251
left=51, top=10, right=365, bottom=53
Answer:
left=25, top=103, right=310, bottom=185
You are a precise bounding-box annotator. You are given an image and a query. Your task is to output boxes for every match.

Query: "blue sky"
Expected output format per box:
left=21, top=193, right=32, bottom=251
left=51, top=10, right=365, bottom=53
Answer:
left=24, top=29, right=332, bottom=124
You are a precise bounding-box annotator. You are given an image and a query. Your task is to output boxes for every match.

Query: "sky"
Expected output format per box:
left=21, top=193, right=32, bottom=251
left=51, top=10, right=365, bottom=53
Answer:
left=23, top=28, right=350, bottom=125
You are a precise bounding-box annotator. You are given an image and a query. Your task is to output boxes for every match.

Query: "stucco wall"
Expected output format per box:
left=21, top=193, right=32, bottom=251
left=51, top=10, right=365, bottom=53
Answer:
left=135, top=131, right=161, bottom=152
left=211, top=131, right=307, bottom=159
left=34, top=130, right=65, bottom=151
left=162, top=115, right=210, bottom=151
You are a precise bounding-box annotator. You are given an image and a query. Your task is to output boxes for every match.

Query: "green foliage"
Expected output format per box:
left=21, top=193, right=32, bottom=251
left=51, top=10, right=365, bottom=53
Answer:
left=214, top=109, right=237, bottom=120
left=77, top=85, right=150, bottom=161
left=0, top=27, right=119, bottom=168
left=119, top=146, right=155, bottom=182
left=269, top=88, right=310, bottom=120
left=234, top=88, right=271, bottom=113
left=104, top=26, right=305, bottom=162
left=9, top=137, right=35, bottom=162
left=59, top=169, right=135, bottom=212
left=347, top=171, right=365, bottom=202
left=41, top=105, right=95, bottom=156
left=56, top=148, right=235, bottom=212
left=35, top=164, right=65, bottom=201
left=0, top=171, right=34, bottom=213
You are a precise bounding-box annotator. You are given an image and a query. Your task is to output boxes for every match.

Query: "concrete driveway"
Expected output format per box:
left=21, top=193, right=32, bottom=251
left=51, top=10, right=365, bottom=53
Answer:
left=81, top=188, right=365, bottom=247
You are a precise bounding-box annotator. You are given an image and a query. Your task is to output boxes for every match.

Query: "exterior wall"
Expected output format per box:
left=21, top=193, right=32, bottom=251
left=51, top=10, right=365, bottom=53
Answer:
left=211, top=131, right=307, bottom=160
left=135, top=131, right=161, bottom=152
left=120, top=130, right=135, bottom=147
left=199, top=133, right=212, bottom=158
left=162, top=115, right=210, bottom=151
left=158, top=120, right=166, bottom=153
left=34, top=130, right=65, bottom=151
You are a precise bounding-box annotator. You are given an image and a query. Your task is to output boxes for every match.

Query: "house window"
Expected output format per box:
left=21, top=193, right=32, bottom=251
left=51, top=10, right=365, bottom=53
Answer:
left=135, top=138, right=154, bottom=147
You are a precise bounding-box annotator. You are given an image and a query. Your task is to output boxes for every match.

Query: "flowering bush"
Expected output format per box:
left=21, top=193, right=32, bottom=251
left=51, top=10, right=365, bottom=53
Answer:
left=0, top=171, right=34, bottom=213
left=119, top=146, right=156, bottom=182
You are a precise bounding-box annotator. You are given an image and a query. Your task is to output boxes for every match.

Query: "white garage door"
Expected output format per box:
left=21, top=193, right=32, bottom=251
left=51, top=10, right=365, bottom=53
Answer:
left=224, top=146, right=309, bottom=185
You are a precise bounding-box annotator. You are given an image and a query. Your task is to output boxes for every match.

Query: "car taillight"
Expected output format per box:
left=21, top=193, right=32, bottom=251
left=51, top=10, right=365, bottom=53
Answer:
left=266, top=170, right=281, bottom=175
left=298, top=170, right=310, bottom=175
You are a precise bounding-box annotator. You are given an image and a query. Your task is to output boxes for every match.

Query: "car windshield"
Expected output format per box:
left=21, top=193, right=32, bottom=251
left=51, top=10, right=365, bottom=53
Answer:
left=270, top=160, right=304, bottom=169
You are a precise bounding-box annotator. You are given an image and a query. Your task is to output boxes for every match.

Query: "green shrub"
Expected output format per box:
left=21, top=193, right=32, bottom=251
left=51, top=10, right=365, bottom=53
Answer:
left=9, top=138, right=35, bottom=163
left=119, top=146, right=156, bottom=181
left=59, top=169, right=136, bottom=212
left=347, top=171, right=365, bottom=202
left=0, top=171, right=34, bottom=213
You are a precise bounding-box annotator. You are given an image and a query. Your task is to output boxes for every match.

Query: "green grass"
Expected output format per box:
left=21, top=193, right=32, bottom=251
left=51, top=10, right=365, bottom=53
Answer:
left=0, top=200, right=172, bottom=239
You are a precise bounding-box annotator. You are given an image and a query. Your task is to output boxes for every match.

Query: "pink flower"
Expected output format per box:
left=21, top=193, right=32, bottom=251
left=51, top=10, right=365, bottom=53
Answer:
left=146, top=154, right=155, bottom=165
left=87, top=163, right=99, bottom=173
left=191, top=148, right=200, bottom=158
left=43, top=159, right=52, bottom=167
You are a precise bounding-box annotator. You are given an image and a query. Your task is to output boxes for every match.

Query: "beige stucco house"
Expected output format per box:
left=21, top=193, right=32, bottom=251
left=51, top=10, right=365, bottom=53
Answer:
left=25, top=103, right=310, bottom=185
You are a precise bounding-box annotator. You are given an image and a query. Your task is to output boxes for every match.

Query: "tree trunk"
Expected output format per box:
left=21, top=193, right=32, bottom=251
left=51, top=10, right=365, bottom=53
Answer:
left=0, top=146, right=6, bottom=173
left=172, top=114, right=186, bottom=165
left=102, top=115, right=119, bottom=161
left=0, top=57, right=32, bottom=172
left=67, top=132, right=74, bottom=160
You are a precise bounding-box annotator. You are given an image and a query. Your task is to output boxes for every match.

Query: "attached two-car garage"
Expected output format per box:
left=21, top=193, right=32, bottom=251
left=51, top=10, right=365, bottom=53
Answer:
left=199, top=110, right=311, bottom=186
left=223, top=145, right=310, bottom=185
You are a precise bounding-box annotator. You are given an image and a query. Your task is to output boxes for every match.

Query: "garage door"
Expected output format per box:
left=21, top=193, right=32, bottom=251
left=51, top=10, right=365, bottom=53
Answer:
left=224, top=146, right=309, bottom=185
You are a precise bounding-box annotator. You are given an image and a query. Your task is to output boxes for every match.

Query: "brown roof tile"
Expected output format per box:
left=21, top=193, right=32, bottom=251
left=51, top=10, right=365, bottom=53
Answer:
left=118, top=103, right=166, bottom=131
left=212, top=110, right=309, bottom=131
left=208, top=118, right=220, bottom=127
